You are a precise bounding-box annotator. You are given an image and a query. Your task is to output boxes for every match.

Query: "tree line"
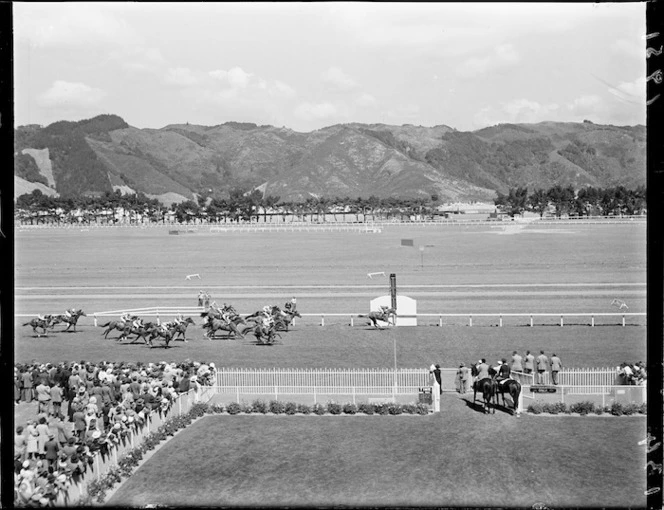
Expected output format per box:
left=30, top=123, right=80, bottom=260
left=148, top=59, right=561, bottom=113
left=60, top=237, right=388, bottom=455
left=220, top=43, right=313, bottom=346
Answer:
left=494, top=185, right=647, bottom=218
left=14, top=189, right=443, bottom=225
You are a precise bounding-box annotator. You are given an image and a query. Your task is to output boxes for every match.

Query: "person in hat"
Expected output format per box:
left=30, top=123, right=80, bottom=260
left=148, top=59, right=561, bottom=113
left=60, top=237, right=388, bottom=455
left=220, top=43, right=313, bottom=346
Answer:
left=550, top=353, right=563, bottom=385
left=35, top=417, right=50, bottom=459
left=476, top=359, right=490, bottom=382
left=511, top=351, right=523, bottom=374
left=43, top=433, right=59, bottom=468
left=62, top=438, right=77, bottom=458
left=15, top=426, right=27, bottom=461
left=495, top=358, right=511, bottom=384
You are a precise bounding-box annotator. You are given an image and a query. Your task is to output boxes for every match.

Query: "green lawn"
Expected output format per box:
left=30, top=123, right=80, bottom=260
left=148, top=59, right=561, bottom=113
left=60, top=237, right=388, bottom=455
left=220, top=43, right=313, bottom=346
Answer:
left=108, top=395, right=647, bottom=508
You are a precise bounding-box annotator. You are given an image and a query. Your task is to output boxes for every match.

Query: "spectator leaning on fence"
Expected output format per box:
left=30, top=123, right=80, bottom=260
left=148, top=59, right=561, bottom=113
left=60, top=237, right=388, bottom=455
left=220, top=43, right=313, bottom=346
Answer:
left=550, top=354, right=562, bottom=385
left=536, top=351, right=549, bottom=385
left=511, top=351, right=523, bottom=374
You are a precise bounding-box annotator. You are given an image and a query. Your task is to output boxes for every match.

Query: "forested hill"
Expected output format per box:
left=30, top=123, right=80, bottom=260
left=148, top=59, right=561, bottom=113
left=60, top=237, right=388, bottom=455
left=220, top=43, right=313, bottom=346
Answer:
left=14, top=115, right=646, bottom=205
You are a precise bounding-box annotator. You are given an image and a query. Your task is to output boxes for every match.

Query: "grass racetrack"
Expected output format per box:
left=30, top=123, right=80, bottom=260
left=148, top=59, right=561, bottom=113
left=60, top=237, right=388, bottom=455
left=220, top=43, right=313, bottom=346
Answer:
left=107, top=399, right=646, bottom=508
left=15, top=222, right=648, bottom=507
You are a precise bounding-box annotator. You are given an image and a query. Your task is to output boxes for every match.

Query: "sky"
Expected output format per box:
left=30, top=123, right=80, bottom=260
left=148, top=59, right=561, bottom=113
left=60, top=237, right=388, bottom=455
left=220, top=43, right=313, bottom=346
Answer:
left=13, top=2, right=646, bottom=132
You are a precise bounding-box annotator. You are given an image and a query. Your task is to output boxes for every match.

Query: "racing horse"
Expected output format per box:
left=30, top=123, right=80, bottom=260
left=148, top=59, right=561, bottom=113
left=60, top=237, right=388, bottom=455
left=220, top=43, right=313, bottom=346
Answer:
left=494, top=378, right=522, bottom=415
left=253, top=324, right=281, bottom=345
left=358, top=307, right=397, bottom=329
left=473, top=377, right=497, bottom=414
left=271, top=307, right=302, bottom=332
left=202, top=316, right=248, bottom=339
left=168, top=317, right=195, bottom=341
left=146, top=324, right=174, bottom=348
left=51, top=309, right=87, bottom=332
left=23, top=316, right=55, bottom=337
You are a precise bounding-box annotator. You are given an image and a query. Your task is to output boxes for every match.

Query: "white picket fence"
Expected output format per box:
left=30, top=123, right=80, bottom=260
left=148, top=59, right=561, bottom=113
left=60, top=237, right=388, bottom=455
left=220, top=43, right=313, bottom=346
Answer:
left=46, top=386, right=215, bottom=507
left=78, top=308, right=646, bottom=329
left=213, top=367, right=631, bottom=397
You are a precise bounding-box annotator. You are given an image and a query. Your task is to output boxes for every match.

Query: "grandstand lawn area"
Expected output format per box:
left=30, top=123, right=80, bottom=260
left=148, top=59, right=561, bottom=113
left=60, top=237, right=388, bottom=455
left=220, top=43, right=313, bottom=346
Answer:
left=14, top=322, right=646, bottom=369
left=107, top=398, right=646, bottom=508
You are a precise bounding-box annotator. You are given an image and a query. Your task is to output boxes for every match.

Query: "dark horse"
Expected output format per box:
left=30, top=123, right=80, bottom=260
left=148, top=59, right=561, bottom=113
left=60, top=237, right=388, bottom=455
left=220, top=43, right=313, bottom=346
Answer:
left=253, top=324, right=281, bottom=345
left=202, top=316, right=248, bottom=339
left=164, top=317, right=195, bottom=342
left=147, top=325, right=174, bottom=349
left=273, top=309, right=302, bottom=332
left=473, top=377, right=497, bottom=414
left=23, top=316, right=55, bottom=337
left=494, top=379, right=522, bottom=415
left=358, top=308, right=397, bottom=328
left=52, top=309, right=87, bottom=332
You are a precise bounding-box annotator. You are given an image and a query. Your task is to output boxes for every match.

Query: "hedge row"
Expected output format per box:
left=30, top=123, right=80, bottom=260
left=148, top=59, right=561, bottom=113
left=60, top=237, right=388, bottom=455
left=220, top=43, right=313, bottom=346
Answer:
left=527, top=400, right=647, bottom=416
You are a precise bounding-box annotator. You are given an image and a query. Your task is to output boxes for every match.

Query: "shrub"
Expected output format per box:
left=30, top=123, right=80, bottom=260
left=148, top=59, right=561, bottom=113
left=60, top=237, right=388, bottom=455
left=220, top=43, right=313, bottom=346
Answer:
left=226, top=402, right=241, bottom=415
left=210, top=404, right=225, bottom=414
left=415, top=403, right=430, bottom=415
left=251, top=399, right=268, bottom=414
left=639, top=402, right=647, bottom=414
left=358, top=403, right=375, bottom=415
left=622, top=403, right=640, bottom=416
left=401, top=404, right=417, bottom=414
left=610, top=401, right=624, bottom=416
left=342, top=403, right=357, bottom=415
left=388, top=404, right=403, bottom=415
left=240, top=402, right=253, bottom=414
left=297, top=403, right=312, bottom=415
left=327, top=401, right=342, bottom=415
left=284, top=402, right=298, bottom=415
left=313, top=403, right=326, bottom=415
left=375, top=403, right=391, bottom=415
left=269, top=400, right=286, bottom=414
left=594, top=407, right=604, bottom=415
left=527, top=401, right=544, bottom=414
left=569, top=401, right=595, bottom=415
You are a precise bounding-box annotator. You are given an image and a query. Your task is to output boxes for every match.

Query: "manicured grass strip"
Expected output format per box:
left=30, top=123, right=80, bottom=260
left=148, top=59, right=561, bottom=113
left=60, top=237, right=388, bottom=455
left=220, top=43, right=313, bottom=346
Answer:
left=108, top=398, right=646, bottom=508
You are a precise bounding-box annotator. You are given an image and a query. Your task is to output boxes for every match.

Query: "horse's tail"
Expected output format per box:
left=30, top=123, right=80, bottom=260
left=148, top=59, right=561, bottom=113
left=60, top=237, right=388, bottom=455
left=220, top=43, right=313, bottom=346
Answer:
left=23, top=321, right=32, bottom=326
left=99, top=321, right=112, bottom=328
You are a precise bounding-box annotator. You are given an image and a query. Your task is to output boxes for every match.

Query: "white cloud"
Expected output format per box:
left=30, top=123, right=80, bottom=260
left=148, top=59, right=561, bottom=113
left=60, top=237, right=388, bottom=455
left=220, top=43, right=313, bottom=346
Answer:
left=111, top=46, right=167, bottom=72
left=321, top=67, right=358, bottom=91
left=269, top=80, right=297, bottom=98
left=355, top=93, right=377, bottom=107
left=615, top=77, right=646, bottom=101
left=166, top=67, right=199, bottom=87
left=209, top=67, right=253, bottom=88
left=37, top=80, right=106, bottom=108
left=567, top=95, right=602, bottom=116
left=456, top=44, right=520, bottom=79
left=294, top=102, right=339, bottom=120
left=473, top=99, right=559, bottom=128
left=14, top=4, right=140, bottom=48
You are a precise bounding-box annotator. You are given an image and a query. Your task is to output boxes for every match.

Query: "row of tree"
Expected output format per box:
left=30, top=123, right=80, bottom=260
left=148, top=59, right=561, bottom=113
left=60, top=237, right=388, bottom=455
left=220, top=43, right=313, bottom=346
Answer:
left=14, top=189, right=440, bottom=224
left=15, top=184, right=646, bottom=225
left=494, top=185, right=647, bottom=217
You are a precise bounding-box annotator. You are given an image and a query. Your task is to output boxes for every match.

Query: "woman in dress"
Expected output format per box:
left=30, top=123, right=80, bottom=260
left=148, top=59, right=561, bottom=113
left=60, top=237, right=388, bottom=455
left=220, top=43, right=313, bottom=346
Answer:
left=25, top=420, right=39, bottom=460
left=35, top=417, right=50, bottom=459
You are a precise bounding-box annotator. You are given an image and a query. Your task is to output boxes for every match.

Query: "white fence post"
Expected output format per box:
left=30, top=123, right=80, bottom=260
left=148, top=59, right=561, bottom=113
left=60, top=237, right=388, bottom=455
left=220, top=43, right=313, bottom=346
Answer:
left=560, top=315, right=564, bottom=327
left=94, top=314, right=98, bottom=327
left=530, top=315, right=533, bottom=327
left=591, top=315, right=595, bottom=327
left=350, top=316, right=354, bottom=327
left=321, top=315, right=325, bottom=327
left=622, top=315, right=626, bottom=327
left=469, top=315, right=472, bottom=327
left=499, top=315, right=503, bottom=327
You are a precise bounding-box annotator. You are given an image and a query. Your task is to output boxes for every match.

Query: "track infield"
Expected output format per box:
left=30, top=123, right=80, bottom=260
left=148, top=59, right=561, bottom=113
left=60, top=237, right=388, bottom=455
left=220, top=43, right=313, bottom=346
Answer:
left=107, top=396, right=646, bottom=508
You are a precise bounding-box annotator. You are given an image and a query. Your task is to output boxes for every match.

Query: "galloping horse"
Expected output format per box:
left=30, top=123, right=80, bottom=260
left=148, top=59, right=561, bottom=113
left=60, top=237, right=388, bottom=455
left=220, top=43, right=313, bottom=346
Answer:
left=273, top=309, right=301, bottom=332
left=52, top=309, right=87, bottom=332
left=358, top=307, right=397, bottom=328
left=147, top=325, right=174, bottom=349
left=494, top=378, right=522, bottom=415
left=473, top=377, right=497, bottom=414
left=168, top=317, right=195, bottom=341
left=100, top=320, right=131, bottom=340
left=203, top=316, right=248, bottom=339
left=23, top=316, right=55, bottom=337
left=253, top=324, right=280, bottom=345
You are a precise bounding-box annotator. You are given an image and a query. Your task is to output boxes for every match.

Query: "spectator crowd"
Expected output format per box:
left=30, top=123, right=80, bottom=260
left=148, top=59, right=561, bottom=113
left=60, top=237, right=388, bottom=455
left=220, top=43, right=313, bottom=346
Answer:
left=14, top=360, right=217, bottom=507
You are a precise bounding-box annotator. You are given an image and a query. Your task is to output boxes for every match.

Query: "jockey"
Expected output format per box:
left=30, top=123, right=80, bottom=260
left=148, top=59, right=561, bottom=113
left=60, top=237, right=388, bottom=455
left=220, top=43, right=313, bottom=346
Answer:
left=494, top=358, right=511, bottom=384
left=174, top=313, right=184, bottom=325
left=37, top=313, right=46, bottom=321
left=132, top=317, right=143, bottom=329
left=262, top=305, right=271, bottom=316
left=121, top=312, right=132, bottom=323
left=160, top=322, right=170, bottom=333
left=64, top=308, right=76, bottom=319
left=261, top=314, right=274, bottom=330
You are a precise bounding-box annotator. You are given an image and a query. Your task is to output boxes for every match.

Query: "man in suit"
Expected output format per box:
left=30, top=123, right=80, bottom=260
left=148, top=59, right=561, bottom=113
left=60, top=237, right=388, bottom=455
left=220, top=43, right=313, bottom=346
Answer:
left=524, top=351, right=535, bottom=375
left=550, top=353, right=563, bottom=385
left=536, top=351, right=549, bottom=385
left=511, top=351, right=523, bottom=373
